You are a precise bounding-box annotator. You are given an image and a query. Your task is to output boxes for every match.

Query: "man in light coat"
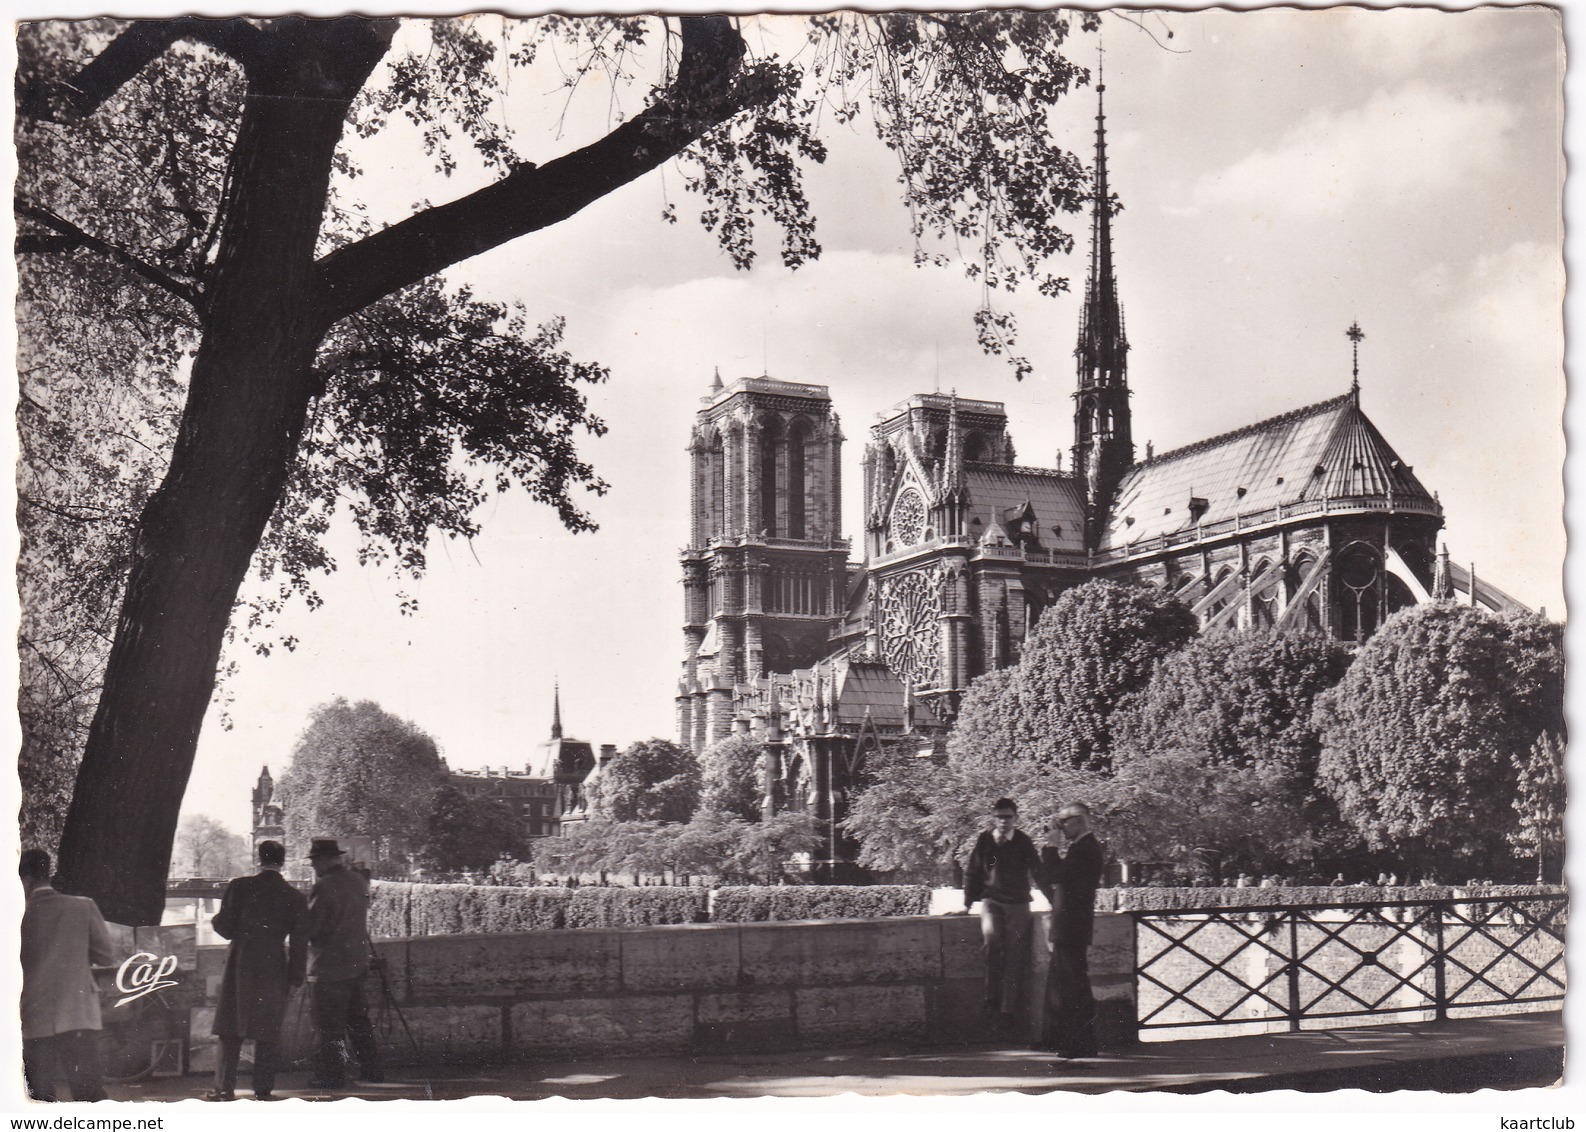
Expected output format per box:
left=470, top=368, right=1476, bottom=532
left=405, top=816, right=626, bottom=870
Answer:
left=20, top=849, right=113, bottom=1101
left=305, top=839, right=382, bottom=1090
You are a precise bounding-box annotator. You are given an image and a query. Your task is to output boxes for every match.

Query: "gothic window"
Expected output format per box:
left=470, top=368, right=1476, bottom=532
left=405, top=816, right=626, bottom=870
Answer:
left=1335, top=543, right=1382, bottom=642
left=1251, top=559, right=1281, bottom=630
left=890, top=486, right=927, bottom=547
left=788, top=419, right=809, bottom=539
left=759, top=416, right=781, bottom=536
left=963, top=431, right=987, bottom=463
left=708, top=431, right=725, bottom=539
left=879, top=567, right=943, bottom=688
left=929, top=428, right=947, bottom=463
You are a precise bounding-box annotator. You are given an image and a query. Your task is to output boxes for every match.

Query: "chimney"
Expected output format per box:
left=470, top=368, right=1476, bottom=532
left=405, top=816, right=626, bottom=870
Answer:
left=598, top=744, right=617, bottom=770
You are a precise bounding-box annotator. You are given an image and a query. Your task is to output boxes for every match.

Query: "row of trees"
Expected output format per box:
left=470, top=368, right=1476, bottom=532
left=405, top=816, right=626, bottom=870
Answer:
left=277, top=697, right=529, bottom=874
left=846, top=581, right=1565, bottom=884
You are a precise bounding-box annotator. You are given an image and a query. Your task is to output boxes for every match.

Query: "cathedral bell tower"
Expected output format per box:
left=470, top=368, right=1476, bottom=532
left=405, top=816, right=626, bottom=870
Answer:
left=1071, top=79, right=1134, bottom=549
left=677, top=374, right=848, bottom=753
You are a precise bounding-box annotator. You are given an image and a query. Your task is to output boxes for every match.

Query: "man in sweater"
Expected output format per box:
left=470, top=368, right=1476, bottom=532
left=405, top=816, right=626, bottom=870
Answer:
left=963, top=799, right=1050, bottom=1022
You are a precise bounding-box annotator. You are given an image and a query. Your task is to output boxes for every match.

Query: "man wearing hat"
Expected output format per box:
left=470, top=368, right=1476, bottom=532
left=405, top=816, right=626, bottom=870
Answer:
left=304, top=838, right=382, bottom=1089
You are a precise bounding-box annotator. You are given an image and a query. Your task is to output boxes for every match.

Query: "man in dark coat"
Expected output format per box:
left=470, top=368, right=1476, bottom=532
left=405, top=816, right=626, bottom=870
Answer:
left=305, top=839, right=382, bottom=1090
left=963, top=798, right=1050, bottom=1021
left=1038, top=802, right=1106, bottom=1060
left=207, top=840, right=307, bottom=1101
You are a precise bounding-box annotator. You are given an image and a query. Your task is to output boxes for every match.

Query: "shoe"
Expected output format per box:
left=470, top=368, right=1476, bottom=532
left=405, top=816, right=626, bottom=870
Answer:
left=252, top=1094, right=282, bottom=1101
left=203, top=1090, right=236, bottom=1102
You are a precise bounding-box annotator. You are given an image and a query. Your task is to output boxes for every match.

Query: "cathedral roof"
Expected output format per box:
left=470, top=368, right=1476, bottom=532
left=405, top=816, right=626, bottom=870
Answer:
left=1102, top=392, right=1438, bottom=550
left=963, top=464, right=1087, bottom=552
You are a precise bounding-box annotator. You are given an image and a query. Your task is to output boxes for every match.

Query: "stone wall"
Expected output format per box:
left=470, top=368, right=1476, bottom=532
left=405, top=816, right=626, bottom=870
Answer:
left=188, top=912, right=1137, bottom=1071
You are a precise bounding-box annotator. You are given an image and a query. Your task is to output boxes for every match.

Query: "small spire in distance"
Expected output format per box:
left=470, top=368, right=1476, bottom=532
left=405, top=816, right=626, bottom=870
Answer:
left=709, top=366, right=724, bottom=393
left=1347, top=321, right=1365, bottom=396
left=550, top=681, right=563, bottom=740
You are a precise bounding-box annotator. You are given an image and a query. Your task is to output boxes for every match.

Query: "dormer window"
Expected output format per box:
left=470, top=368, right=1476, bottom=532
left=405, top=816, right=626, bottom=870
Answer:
left=1188, top=496, right=1210, bottom=523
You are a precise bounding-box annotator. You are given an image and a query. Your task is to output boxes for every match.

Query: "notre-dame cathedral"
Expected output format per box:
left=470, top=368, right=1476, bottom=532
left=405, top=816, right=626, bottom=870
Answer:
left=673, top=85, right=1524, bottom=876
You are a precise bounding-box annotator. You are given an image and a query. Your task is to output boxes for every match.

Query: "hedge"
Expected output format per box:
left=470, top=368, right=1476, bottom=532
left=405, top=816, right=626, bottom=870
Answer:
left=565, top=886, right=709, bottom=928
left=711, top=884, right=932, bottom=923
left=369, top=882, right=569, bottom=938
left=1097, top=884, right=1566, bottom=915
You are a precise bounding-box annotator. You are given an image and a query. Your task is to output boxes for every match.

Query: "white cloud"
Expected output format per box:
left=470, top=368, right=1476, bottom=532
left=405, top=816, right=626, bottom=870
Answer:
left=1193, top=84, right=1517, bottom=216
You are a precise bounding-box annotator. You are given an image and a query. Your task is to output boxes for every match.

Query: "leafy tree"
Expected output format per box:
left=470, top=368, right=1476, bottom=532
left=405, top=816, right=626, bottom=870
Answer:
left=171, top=813, right=250, bottom=878
left=1510, top=731, right=1566, bottom=883
left=698, top=733, right=766, bottom=821
left=1113, top=631, right=1351, bottom=777
left=730, top=811, right=821, bottom=883
left=277, top=697, right=445, bottom=871
left=953, top=579, right=1197, bottom=772
left=423, top=780, right=529, bottom=873
left=844, top=742, right=1114, bottom=873
left=1107, top=750, right=1331, bottom=882
left=1107, top=630, right=1353, bottom=876
left=1314, top=604, right=1564, bottom=878
left=598, top=739, right=701, bottom=824
left=19, top=11, right=1102, bottom=922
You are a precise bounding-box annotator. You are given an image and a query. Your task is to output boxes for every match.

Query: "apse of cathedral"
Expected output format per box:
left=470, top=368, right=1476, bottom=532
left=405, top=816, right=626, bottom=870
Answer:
left=674, top=84, right=1521, bottom=877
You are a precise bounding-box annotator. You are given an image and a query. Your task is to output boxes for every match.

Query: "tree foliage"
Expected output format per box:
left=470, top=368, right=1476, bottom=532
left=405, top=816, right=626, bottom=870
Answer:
left=1510, top=732, right=1566, bottom=872
left=1314, top=604, right=1564, bottom=877
left=171, top=813, right=250, bottom=878
left=844, top=742, right=1114, bottom=873
left=277, top=697, right=445, bottom=869
left=953, top=579, right=1197, bottom=771
left=18, top=12, right=1106, bottom=920
left=597, top=739, right=701, bottom=824
left=698, top=733, right=765, bottom=821
left=1106, top=630, right=1353, bottom=876
left=1113, top=631, right=1351, bottom=776
left=422, top=780, right=530, bottom=873
left=1107, top=749, right=1331, bottom=882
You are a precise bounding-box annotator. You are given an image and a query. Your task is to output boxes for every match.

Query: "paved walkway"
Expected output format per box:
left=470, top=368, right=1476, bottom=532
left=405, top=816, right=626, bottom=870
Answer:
left=110, top=1011, right=1563, bottom=1101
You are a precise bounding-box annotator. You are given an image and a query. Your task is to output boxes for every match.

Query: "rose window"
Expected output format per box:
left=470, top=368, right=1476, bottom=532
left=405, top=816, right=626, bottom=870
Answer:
left=880, top=568, right=942, bottom=687
left=890, top=487, right=927, bottom=547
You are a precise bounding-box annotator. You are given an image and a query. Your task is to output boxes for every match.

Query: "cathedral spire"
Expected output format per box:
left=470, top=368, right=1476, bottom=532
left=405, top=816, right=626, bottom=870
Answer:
left=1072, top=71, right=1134, bottom=549
left=550, top=682, right=563, bottom=740
left=1347, top=321, right=1364, bottom=399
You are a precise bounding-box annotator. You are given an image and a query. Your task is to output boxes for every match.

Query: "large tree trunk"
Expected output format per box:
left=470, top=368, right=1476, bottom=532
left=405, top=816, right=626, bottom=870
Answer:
left=48, top=14, right=767, bottom=925
left=54, top=19, right=394, bottom=925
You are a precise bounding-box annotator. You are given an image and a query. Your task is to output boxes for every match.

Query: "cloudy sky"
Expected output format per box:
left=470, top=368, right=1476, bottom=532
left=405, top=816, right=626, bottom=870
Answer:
left=138, top=7, right=1564, bottom=837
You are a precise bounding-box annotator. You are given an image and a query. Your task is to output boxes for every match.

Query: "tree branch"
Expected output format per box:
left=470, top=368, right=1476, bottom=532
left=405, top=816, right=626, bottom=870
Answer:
left=19, top=18, right=272, bottom=123
left=16, top=197, right=203, bottom=310
left=313, top=15, right=778, bottom=329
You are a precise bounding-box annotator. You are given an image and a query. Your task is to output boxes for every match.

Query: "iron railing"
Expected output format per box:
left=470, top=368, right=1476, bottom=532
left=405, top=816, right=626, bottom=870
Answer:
left=1130, top=894, right=1566, bottom=1034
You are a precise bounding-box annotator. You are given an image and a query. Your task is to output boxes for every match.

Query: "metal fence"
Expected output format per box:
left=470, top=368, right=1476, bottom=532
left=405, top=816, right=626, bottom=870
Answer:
left=1131, top=894, right=1566, bottom=1035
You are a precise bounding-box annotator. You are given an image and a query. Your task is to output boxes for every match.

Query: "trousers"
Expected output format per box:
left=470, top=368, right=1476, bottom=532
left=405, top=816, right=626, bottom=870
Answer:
left=1040, top=942, right=1098, bottom=1056
left=215, top=1036, right=280, bottom=1098
left=312, top=977, right=381, bottom=1085
left=978, top=899, right=1033, bottom=1014
left=23, top=1030, right=106, bottom=1102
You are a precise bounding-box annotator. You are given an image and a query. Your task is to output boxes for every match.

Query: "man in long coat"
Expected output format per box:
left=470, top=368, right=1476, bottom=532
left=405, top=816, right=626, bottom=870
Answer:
left=208, top=840, right=308, bottom=1100
left=305, top=838, right=382, bottom=1089
left=20, top=848, right=113, bottom=1101
left=1038, top=802, right=1106, bottom=1060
